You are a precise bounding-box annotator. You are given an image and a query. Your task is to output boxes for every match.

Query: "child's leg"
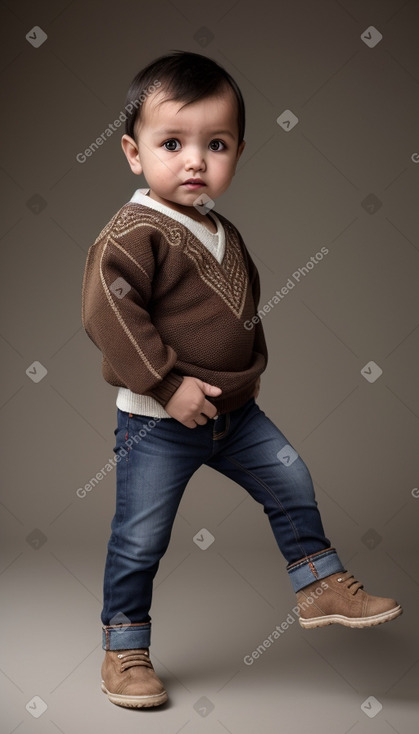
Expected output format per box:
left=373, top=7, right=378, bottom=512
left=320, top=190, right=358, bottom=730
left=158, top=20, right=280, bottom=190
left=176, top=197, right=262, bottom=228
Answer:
left=205, top=398, right=402, bottom=627
left=101, top=408, right=206, bottom=652
left=205, top=399, right=344, bottom=590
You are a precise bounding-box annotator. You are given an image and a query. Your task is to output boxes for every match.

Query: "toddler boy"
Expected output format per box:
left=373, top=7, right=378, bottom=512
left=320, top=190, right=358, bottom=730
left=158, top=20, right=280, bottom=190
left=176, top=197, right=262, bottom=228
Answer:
left=81, top=50, right=402, bottom=709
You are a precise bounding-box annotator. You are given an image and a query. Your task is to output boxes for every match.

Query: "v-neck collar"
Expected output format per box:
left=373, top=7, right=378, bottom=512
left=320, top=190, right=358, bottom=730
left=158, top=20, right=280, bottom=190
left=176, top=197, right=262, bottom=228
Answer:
left=125, top=190, right=248, bottom=318
left=130, top=187, right=222, bottom=243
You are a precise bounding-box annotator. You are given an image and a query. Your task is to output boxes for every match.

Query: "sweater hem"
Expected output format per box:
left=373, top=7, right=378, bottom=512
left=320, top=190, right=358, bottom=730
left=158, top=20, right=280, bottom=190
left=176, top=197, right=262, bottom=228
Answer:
left=116, top=381, right=257, bottom=418
left=208, top=383, right=257, bottom=414
left=116, top=389, right=172, bottom=418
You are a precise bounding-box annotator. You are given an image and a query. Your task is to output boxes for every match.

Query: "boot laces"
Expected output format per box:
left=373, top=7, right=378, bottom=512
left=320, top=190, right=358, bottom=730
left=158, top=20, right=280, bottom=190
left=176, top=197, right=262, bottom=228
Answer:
left=116, top=650, right=153, bottom=672
left=336, top=571, right=364, bottom=595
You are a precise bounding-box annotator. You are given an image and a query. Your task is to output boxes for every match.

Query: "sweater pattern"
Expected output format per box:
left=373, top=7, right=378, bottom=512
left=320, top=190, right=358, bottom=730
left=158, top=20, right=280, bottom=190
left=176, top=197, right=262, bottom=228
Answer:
left=96, top=204, right=249, bottom=319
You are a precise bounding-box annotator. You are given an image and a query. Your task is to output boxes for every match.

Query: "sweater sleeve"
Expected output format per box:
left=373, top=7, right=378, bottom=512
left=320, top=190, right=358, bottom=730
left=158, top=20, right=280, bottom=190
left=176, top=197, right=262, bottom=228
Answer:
left=243, top=245, right=269, bottom=367
left=81, top=220, right=184, bottom=407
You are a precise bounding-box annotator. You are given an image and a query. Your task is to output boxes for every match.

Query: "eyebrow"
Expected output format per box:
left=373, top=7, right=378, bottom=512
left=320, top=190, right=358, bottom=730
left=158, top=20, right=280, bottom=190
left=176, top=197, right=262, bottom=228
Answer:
left=153, top=129, right=236, bottom=140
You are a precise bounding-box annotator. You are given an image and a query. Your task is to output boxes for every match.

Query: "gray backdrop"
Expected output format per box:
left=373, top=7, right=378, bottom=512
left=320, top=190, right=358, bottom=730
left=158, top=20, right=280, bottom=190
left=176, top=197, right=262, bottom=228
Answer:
left=1, top=0, right=418, bottom=732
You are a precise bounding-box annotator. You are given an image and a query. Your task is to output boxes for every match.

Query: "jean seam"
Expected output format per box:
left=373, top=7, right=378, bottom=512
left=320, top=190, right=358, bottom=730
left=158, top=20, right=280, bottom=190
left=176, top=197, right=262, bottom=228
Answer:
left=287, top=547, right=336, bottom=572
left=105, top=412, right=131, bottom=620
left=223, top=454, right=309, bottom=562
left=118, top=415, right=131, bottom=527
left=213, top=412, right=231, bottom=440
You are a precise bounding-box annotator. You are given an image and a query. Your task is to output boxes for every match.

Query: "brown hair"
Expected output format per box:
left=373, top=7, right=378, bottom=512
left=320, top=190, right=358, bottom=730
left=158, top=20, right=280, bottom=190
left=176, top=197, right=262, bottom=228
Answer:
left=124, top=50, right=245, bottom=146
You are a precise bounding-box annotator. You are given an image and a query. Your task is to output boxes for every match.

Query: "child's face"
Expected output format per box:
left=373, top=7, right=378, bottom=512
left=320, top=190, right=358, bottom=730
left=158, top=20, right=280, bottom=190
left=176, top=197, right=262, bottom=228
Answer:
left=121, top=87, right=245, bottom=218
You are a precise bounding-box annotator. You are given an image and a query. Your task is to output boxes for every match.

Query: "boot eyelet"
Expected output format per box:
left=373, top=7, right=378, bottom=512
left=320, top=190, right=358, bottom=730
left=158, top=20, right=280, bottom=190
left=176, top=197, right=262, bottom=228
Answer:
left=117, top=653, right=123, bottom=658
left=337, top=577, right=342, bottom=582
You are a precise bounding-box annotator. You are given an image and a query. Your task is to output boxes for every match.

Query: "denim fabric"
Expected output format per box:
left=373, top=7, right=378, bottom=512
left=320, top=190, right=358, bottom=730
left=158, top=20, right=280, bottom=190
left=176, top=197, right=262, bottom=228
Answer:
left=101, top=397, right=344, bottom=650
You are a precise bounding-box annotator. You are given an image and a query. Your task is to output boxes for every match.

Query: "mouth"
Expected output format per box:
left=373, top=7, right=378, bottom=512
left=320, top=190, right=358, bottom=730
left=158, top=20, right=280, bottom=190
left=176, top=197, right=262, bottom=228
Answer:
left=182, top=179, right=206, bottom=187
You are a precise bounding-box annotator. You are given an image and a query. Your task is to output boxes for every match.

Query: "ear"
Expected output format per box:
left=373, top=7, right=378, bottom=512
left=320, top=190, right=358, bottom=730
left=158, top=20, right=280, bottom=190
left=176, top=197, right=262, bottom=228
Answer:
left=237, top=140, right=246, bottom=159
left=233, top=139, right=246, bottom=173
left=121, top=134, right=143, bottom=175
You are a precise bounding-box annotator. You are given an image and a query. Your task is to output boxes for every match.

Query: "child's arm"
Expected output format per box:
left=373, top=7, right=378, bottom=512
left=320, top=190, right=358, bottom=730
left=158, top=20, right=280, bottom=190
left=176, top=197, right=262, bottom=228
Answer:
left=81, top=222, right=184, bottom=409
left=240, top=238, right=269, bottom=371
left=81, top=218, right=221, bottom=425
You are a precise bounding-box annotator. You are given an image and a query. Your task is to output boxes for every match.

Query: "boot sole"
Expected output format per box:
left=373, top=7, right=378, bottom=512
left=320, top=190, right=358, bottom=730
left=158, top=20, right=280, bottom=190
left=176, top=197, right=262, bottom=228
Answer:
left=298, top=604, right=403, bottom=628
left=101, top=681, right=168, bottom=708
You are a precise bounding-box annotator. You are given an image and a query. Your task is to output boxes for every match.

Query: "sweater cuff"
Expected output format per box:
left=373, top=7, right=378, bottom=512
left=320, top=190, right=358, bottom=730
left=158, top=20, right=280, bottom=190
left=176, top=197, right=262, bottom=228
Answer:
left=143, top=372, right=184, bottom=407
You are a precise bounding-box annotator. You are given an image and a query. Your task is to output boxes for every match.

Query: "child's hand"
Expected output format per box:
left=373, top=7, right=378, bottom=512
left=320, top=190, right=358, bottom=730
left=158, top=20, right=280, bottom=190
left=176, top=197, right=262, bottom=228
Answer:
left=165, top=377, right=222, bottom=428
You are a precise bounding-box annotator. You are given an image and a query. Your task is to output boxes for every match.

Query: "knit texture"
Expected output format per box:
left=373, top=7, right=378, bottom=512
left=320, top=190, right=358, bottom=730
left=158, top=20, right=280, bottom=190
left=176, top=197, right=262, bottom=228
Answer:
left=115, top=189, right=227, bottom=417
left=81, top=197, right=268, bottom=415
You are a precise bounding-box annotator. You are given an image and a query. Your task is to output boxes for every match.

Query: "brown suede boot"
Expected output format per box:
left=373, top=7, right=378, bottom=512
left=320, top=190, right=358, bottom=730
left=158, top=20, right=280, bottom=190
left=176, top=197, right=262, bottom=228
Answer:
left=296, top=570, right=403, bottom=629
left=101, top=648, right=168, bottom=708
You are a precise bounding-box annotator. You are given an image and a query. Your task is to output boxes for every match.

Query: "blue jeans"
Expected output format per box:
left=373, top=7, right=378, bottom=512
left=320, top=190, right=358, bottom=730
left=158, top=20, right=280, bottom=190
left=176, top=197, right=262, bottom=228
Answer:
left=101, top=397, right=345, bottom=650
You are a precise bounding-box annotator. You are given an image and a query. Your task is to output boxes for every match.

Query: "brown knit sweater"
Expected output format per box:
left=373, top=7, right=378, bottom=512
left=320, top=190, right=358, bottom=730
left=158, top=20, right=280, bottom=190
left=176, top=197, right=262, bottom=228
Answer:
left=81, top=202, right=268, bottom=415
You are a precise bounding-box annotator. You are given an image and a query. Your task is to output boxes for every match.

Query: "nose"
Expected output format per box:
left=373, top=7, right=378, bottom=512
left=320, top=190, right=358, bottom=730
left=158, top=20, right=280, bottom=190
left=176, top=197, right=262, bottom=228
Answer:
left=184, top=146, right=206, bottom=172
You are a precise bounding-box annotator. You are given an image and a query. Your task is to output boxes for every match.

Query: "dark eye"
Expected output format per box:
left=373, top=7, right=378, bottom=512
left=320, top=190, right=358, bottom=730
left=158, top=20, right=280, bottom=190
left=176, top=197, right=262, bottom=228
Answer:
left=209, top=140, right=226, bottom=151
left=163, top=139, right=180, bottom=151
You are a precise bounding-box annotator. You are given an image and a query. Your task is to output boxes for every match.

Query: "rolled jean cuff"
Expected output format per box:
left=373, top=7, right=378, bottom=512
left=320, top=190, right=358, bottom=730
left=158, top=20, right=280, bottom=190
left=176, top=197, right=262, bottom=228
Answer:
left=102, top=622, right=151, bottom=650
left=287, top=547, right=345, bottom=592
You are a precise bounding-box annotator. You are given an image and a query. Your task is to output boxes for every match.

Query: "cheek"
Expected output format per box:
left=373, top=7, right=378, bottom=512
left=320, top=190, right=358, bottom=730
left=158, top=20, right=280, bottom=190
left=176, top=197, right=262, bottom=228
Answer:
left=214, top=158, right=232, bottom=178
left=156, top=168, right=172, bottom=185
left=146, top=158, right=166, bottom=181
left=219, top=166, right=235, bottom=184
left=144, top=149, right=165, bottom=167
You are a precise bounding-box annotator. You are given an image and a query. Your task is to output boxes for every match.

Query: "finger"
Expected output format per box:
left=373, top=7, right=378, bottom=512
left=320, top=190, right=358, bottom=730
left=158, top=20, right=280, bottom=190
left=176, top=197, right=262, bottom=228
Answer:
left=194, top=414, right=208, bottom=426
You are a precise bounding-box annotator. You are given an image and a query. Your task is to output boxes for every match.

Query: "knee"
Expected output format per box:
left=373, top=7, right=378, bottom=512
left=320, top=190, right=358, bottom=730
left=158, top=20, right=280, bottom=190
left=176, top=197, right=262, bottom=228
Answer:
left=111, top=530, right=171, bottom=566
left=286, top=456, right=315, bottom=496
